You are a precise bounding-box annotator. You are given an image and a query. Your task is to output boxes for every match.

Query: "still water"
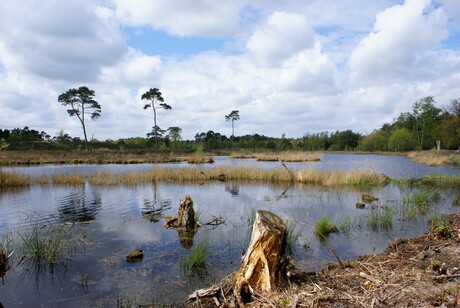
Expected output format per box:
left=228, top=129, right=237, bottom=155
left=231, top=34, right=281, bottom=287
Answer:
left=0, top=154, right=459, bottom=306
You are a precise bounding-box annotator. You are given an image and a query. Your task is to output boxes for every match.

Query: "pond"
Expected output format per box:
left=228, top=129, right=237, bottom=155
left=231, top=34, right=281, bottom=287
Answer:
left=0, top=154, right=459, bottom=306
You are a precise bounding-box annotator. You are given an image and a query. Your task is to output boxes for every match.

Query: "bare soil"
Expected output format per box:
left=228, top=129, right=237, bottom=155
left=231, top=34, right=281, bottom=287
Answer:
left=186, top=212, right=460, bottom=307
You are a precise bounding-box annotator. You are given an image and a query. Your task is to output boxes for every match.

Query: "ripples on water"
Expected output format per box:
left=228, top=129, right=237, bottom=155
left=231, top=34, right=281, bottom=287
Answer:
left=0, top=154, right=459, bottom=306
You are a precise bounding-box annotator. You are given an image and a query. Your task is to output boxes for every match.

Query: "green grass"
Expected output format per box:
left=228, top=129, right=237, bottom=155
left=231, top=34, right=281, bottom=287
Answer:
left=368, top=207, right=393, bottom=230
left=339, top=216, right=352, bottom=234
left=402, top=187, right=441, bottom=219
left=284, top=221, right=303, bottom=255
left=420, top=175, right=460, bottom=187
left=179, top=238, right=210, bottom=277
left=315, top=217, right=338, bottom=237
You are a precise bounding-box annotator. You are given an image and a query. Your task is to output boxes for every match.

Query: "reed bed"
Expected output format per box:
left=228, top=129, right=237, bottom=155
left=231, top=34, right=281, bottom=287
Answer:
left=419, top=175, right=460, bottom=187
left=186, top=155, right=215, bottom=164
left=297, top=169, right=388, bottom=186
left=1, top=167, right=390, bottom=187
left=0, top=150, right=185, bottom=165
left=255, top=151, right=322, bottom=162
left=0, top=170, right=32, bottom=186
left=53, top=173, right=86, bottom=185
left=406, top=151, right=457, bottom=166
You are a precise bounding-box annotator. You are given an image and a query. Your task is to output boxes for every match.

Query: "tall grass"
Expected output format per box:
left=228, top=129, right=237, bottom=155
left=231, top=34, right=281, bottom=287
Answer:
left=284, top=221, right=303, bottom=255
left=402, top=187, right=441, bottom=219
left=0, top=170, right=32, bottom=186
left=17, top=224, right=88, bottom=264
left=2, top=166, right=389, bottom=187
left=420, top=175, right=460, bottom=187
left=256, top=152, right=322, bottom=162
left=179, top=238, right=210, bottom=277
left=53, top=173, right=86, bottom=185
left=406, top=151, right=456, bottom=166
left=368, top=207, right=393, bottom=230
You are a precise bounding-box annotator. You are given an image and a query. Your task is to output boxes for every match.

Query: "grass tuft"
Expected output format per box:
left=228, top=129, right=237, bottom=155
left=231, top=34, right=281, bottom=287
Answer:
left=315, top=217, right=338, bottom=237
left=179, top=238, right=210, bottom=277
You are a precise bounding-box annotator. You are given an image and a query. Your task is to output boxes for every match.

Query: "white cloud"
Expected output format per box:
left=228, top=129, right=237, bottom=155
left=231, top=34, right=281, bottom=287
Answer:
left=349, top=0, right=448, bottom=85
left=0, top=0, right=126, bottom=82
left=0, top=0, right=459, bottom=141
left=278, top=43, right=338, bottom=94
left=246, top=11, right=315, bottom=66
left=111, top=0, right=244, bottom=37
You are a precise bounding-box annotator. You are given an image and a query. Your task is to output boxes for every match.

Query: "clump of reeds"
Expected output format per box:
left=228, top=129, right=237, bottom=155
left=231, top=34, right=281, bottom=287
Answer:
left=315, top=217, right=338, bottom=237
left=187, top=155, right=215, bottom=164
left=368, top=207, right=393, bottom=230
left=256, top=152, right=322, bottom=162
left=53, top=173, right=86, bottom=185
left=297, top=169, right=388, bottom=186
left=402, top=187, right=441, bottom=219
left=406, top=151, right=455, bottom=166
left=230, top=152, right=256, bottom=159
left=420, top=175, right=460, bottom=187
left=17, top=224, right=88, bottom=264
left=0, top=170, right=32, bottom=186
left=179, top=238, right=210, bottom=276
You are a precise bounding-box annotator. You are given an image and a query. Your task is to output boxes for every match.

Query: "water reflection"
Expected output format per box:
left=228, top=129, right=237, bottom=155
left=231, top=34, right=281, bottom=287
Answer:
left=177, top=228, right=197, bottom=249
left=225, top=183, right=239, bottom=196
left=141, top=184, right=172, bottom=222
left=57, top=184, right=101, bottom=223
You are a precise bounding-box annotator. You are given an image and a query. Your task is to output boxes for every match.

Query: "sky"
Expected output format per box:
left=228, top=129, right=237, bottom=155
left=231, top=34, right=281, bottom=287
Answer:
left=0, top=0, right=459, bottom=141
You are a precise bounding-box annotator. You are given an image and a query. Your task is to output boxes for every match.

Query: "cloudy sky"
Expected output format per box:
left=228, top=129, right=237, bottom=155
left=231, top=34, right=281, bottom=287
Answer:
left=0, top=0, right=459, bottom=140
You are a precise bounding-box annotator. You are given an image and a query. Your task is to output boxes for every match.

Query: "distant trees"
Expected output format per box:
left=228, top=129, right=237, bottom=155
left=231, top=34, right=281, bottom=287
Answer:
left=388, top=128, right=416, bottom=151
left=167, top=127, right=182, bottom=150
left=141, top=88, right=171, bottom=148
left=58, top=86, right=101, bottom=151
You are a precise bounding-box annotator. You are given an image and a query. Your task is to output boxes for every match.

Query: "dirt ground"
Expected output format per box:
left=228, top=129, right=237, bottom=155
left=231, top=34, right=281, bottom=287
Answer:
left=185, top=212, right=460, bottom=307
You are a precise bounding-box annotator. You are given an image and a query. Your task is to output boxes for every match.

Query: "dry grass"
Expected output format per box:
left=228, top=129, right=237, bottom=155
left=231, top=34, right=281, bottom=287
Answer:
left=406, top=151, right=458, bottom=166
left=1, top=167, right=389, bottom=187
left=186, top=155, right=215, bottom=164
left=86, top=167, right=387, bottom=187
left=297, top=168, right=388, bottom=186
left=0, top=150, right=186, bottom=165
left=0, top=170, right=32, bottom=186
left=255, top=151, right=322, bottom=162
left=52, top=173, right=86, bottom=185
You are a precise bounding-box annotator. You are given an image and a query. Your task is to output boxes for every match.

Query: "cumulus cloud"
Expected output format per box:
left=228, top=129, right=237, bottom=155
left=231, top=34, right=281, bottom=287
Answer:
left=0, top=0, right=126, bottom=82
left=278, top=43, right=337, bottom=94
left=0, top=0, right=459, bottom=141
left=246, top=11, right=315, bottom=66
left=111, top=0, right=245, bottom=37
left=349, top=0, right=448, bottom=85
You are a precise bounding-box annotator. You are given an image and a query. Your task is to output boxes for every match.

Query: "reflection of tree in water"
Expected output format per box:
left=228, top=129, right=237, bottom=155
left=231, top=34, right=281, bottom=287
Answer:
left=225, top=183, right=239, bottom=196
left=141, top=183, right=172, bottom=222
left=57, top=184, right=101, bottom=223
left=177, top=228, right=196, bottom=249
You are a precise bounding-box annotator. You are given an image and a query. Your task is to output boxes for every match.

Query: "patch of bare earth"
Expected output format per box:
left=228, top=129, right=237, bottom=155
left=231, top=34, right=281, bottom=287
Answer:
left=185, top=212, right=460, bottom=307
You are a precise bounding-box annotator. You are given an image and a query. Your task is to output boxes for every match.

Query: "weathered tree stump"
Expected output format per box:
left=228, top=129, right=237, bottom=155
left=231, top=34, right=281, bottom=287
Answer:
left=234, top=210, right=287, bottom=304
left=164, top=195, right=197, bottom=229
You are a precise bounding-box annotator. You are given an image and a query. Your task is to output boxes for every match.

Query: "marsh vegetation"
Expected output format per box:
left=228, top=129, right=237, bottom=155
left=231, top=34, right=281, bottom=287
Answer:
left=0, top=153, right=458, bottom=306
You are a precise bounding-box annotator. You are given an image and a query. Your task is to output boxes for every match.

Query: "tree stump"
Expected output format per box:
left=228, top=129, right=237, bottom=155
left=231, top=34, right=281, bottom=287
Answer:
left=234, top=210, right=287, bottom=304
left=164, top=195, right=197, bottom=229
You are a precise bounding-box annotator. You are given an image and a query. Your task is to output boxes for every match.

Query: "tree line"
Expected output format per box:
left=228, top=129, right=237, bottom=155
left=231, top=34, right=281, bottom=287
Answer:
left=1, top=90, right=459, bottom=152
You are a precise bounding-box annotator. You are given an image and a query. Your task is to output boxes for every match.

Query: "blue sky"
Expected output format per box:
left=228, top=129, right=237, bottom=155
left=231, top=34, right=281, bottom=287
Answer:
left=0, top=0, right=459, bottom=140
